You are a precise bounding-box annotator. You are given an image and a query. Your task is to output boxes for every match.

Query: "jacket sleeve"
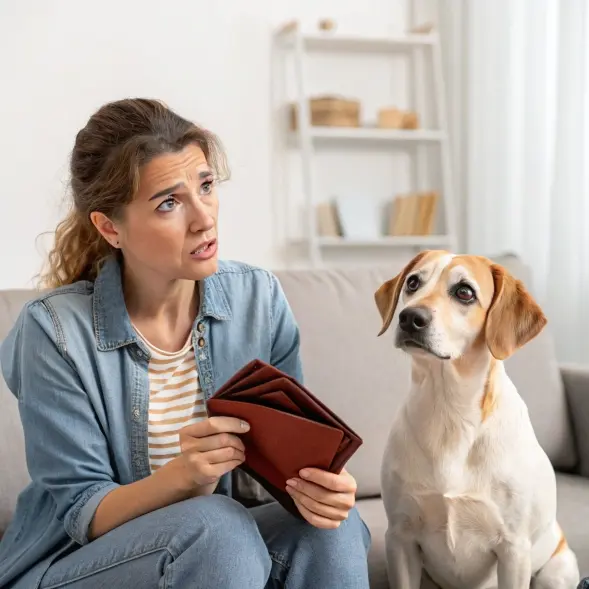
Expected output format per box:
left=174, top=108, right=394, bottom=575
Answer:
left=268, top=273, right=304, bottom=384
left=0, top=300, right=119, bottom=546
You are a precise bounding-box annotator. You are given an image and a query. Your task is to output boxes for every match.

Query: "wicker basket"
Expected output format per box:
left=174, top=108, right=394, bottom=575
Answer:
left=290, top=96, right=360, bottom=130
left=377, top=107, right=420, bottom=130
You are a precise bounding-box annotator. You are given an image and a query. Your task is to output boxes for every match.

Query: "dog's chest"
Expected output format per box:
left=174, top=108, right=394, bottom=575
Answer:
left=390, top=450, right=508, bottom=588
left=386, top=426, right=510, bottom=544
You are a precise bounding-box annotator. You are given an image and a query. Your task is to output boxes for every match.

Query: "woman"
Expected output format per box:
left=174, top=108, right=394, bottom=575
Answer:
left=0, top=98, right=371, bottom=588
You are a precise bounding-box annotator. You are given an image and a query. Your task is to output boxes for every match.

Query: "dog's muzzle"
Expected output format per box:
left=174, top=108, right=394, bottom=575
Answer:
left=395, top=306, right=441, bottom=356
left=399, top=306, right=432, bottom=334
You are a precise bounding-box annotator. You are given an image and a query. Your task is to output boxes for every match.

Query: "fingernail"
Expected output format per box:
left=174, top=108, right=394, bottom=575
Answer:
left=240, top=420, right=250, bottom=430
left=286, top=478, right=297, bottom=488
left=300, top=469, right=310, bottom=479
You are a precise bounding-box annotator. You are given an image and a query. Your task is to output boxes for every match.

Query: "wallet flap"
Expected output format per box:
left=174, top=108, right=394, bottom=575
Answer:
left=207, top=398, right=344, bottom=490
left=214, top=360, right=272, bottom=398
left=226, top=380, right=306, bottom=417
left=214, top=361, right=362, bottom=450
left=258, top=391, right=305, bottom=416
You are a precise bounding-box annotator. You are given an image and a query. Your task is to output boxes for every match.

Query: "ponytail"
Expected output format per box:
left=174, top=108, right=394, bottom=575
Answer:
left=38, top=206, right=114, bottom=289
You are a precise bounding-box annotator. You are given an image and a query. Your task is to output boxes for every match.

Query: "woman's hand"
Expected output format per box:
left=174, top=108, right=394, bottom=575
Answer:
left=285, top=467, right=357, bottom=529
left=173, top=416, right=249, bottom=492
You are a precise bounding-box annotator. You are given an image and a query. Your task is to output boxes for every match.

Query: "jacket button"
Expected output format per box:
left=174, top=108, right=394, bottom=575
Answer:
left=198, top=337, right=205, bottom=348
left=133, top=408, right=140, bottom=420
left=197, top=322, right=205, bottom=333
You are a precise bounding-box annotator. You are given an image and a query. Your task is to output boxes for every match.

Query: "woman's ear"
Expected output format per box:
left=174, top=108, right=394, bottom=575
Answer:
left=90, top=211, right=120, bottom=248
left=485, top=264, right=547, bottom=360
left=374, top=250, right=430, bottom=336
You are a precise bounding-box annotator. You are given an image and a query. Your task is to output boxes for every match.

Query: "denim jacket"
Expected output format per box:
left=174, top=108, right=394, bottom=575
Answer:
left=0, top=256, right=303, bottom=589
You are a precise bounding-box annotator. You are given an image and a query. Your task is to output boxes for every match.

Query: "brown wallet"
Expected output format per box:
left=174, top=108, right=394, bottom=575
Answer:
left=206, top=359, right=363, bottom=518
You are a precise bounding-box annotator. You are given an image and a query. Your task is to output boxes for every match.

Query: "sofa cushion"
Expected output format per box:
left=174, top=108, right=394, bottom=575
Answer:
left=274, top=253, right=577, bottom=498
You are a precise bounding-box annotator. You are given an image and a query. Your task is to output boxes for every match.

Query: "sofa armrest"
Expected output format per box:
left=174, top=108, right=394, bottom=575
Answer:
left=561, top=363, right=589, bottom=478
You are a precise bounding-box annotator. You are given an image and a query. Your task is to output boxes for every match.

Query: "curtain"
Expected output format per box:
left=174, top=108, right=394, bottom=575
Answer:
left=465, top=0, right=589, bottom=364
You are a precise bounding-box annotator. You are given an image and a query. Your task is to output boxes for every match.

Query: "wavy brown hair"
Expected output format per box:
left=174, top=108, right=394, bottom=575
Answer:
left=38, top=98, right=229, bottom=289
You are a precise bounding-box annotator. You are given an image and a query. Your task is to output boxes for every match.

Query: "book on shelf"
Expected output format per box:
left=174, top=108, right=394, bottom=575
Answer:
left=388, top=191, right=439, bottom=236
left=316, top=201, right=343, bottom=237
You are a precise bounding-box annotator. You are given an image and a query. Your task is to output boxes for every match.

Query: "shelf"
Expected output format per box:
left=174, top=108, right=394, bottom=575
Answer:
left=307, top=235, right=453, bottom=248
left=273, top=22, right=457, bottom=267
left=277, top=31, right=437, bottom=53
left=289, top=127, right=446, bottom=144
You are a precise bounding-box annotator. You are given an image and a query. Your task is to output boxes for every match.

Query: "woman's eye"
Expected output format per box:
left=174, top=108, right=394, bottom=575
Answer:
left=200, top=181, right=213, bottom=196
left=157, top=197, right=178, bottom=212
left=455, top=284, right=476, bottom=302
left=406, top=275, right=421, bottom=292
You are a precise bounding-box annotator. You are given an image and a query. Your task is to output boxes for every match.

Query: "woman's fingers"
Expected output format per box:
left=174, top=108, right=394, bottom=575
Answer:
left=289, top=495, right=343, bottom=529
left=286, top=485, right=349, bottom=523
left=199, top=446, right=245, bottom=465
left=181, top=416, right=250, bottom=438
left=180, top=431, right=245, bottom=454
left=181, top=446, right=245, bottom=485
left=285, top=477, right=354, bottom=511
left=177, top=416, right=251, bottom=487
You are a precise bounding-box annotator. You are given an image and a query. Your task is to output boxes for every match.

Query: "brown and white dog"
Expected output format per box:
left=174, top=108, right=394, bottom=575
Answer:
left=375, top=251, right=580, bottom=589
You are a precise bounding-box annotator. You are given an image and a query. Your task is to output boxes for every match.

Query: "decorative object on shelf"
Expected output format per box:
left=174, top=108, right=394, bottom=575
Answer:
left=318, top=18, right=336, bottom=32
left=377, top=107, right=420, bottom=129
left=316, top=201, right=343, bottom=237
left=388, top=191, right=439, bottom=236
left=408, top=22, right=435, bottom=34
left=334, top=195, right=385, bottom=240
left=278, top=20, right=298, bottom=35
left=289, top=95, right=360, bottom=130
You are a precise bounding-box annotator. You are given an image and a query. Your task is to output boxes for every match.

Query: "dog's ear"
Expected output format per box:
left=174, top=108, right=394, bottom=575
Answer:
left=375, top=250, right=430, bottom=336
left=485, top=264, right=547, bottom=360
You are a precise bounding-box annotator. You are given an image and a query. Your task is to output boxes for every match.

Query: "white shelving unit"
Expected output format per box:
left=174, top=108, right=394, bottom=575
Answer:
left=272, top=23, right=458, bottom=267
left=289, top=127, right=447, bottom=144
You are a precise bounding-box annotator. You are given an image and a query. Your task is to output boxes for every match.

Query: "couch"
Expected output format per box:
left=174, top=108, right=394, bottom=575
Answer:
left=1, top=253, right=589, bottom=588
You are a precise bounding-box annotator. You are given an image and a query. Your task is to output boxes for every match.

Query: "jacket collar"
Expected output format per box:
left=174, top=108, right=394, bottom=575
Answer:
left=92, top=256, right=232, bottom=352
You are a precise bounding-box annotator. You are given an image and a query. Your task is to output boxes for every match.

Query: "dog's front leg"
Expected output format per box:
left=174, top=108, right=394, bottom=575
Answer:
left=385, top=528, right=422, bottom=589
left=496, top=539, right=532, bottom=589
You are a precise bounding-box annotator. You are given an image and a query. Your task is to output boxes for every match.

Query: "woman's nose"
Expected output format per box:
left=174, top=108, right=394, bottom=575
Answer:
left=188, top=201, right=215, bottom=234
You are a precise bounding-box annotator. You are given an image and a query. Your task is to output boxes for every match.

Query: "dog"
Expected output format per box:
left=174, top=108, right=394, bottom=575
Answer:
left=375, top=250, right=580, bottom=589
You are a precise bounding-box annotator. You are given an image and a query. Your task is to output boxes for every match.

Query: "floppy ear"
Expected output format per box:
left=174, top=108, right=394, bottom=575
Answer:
left=374, top=251, right=430, bottom=336
left=485, top=264, right=547, bottom=360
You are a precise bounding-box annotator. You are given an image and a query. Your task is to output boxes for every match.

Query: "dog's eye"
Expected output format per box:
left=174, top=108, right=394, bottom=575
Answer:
left=455, top=284, right=476, bottom=303
left=406, top=274, right=421, bottom=292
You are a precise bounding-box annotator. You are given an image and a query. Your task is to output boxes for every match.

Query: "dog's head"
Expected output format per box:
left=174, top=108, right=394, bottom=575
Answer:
left=374, top=250, right=547, bottom=361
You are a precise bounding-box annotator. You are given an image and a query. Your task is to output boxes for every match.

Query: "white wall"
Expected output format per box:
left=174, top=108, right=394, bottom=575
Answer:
left=0, top=0, right=434, bottom=289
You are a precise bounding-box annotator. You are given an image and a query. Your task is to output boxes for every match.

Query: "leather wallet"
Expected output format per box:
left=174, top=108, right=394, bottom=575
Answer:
left=206, top=359, right=363, bottom=518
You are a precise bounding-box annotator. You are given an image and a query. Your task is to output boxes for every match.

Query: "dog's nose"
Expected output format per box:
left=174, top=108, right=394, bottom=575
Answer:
left=399, top=306, right=432, bottom=333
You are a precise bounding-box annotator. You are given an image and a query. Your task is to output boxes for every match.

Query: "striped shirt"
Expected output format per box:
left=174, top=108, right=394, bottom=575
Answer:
left=133, top=325, right=207, bottom=473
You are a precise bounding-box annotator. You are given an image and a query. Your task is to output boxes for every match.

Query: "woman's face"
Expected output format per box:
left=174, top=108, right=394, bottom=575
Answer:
left=96, top=143, right=220, bottom=283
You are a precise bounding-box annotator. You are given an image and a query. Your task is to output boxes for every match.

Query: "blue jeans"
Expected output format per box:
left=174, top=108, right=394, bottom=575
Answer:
left=32, top=495, right=371, bottom=588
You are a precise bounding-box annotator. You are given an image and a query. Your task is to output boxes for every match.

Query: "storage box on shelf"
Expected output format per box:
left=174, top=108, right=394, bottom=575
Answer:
left=289, top=96, right=360, bottom=130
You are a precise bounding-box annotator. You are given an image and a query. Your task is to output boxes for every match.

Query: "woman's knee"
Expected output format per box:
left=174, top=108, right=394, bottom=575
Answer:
left=167, top=494, right=271, bottom=575
left=305, top=507, right=371, bottom=555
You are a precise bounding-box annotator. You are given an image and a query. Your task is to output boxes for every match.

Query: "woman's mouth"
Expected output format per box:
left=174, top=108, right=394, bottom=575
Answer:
left=190, top=239, right=218, bottom=260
